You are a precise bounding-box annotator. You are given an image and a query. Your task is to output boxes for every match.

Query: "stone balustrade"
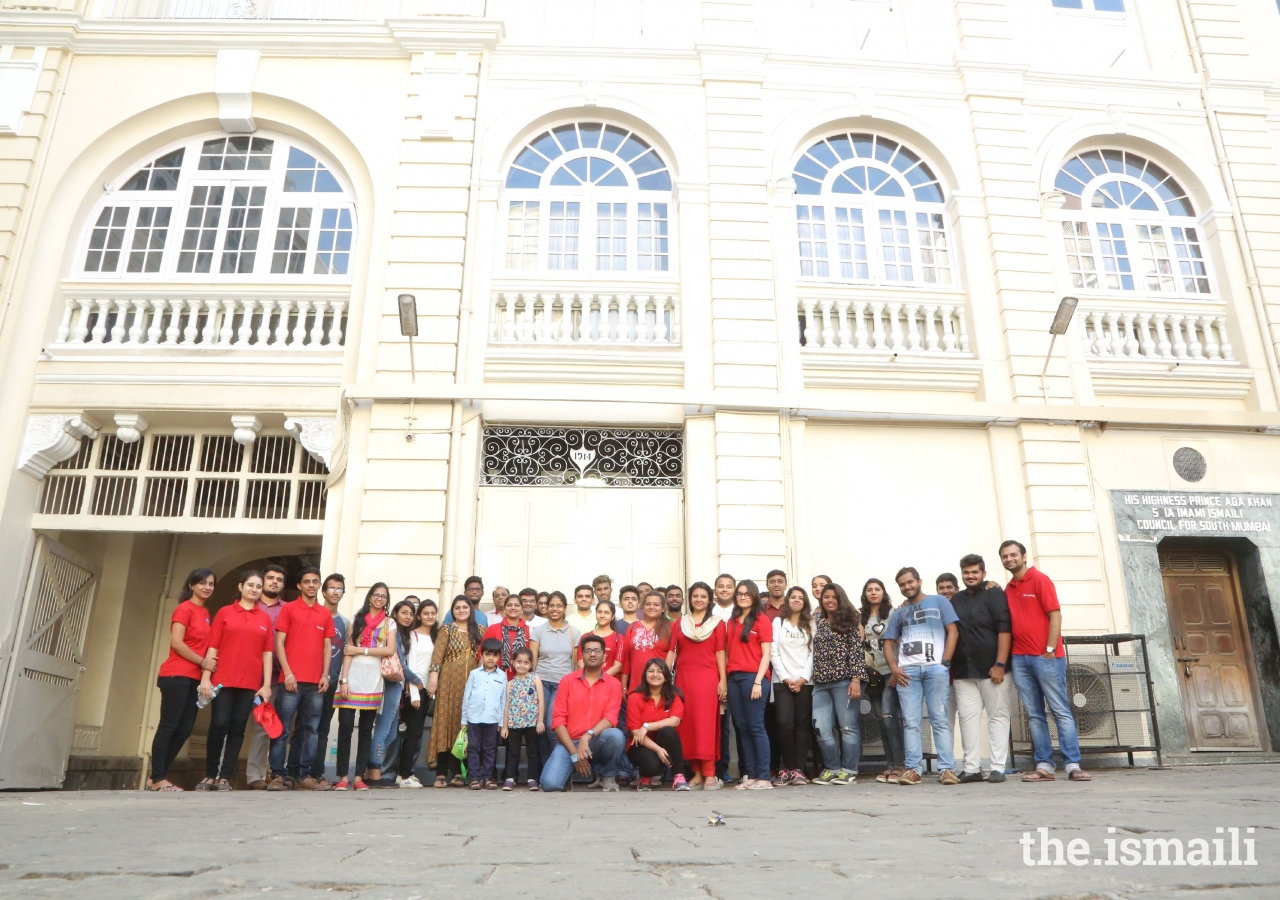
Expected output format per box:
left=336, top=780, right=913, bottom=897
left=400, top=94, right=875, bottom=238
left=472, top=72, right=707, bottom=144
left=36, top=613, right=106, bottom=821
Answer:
left=1080, top=308, right=1234, bottom=363
left=53, top=296, right=347, bottom=351
left=798, top=298, right=970, bottom=354
left=490, top=291, right=680, bottom=346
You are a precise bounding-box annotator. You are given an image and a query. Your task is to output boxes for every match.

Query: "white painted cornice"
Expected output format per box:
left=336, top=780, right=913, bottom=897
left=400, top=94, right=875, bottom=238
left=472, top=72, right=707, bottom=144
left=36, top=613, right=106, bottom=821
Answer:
left=18, top=413, right=100, bottom=480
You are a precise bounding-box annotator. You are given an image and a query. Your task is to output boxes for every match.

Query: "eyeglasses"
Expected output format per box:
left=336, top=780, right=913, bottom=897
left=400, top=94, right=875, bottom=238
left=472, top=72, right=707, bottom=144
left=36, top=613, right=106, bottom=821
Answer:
left=326, top=587, right=345, bottom=594
left=582, top=647, right=604, bottom=654
left=371, top=593, right=390, bottom=601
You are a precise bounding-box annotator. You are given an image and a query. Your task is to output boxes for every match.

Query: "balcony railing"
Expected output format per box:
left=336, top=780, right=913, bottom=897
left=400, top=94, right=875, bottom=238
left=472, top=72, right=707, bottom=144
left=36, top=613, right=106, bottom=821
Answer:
left=798, top=298, right=970, bottom=354
left=52, top=295, right=347, bottom=351
left=490, top=291, right=680, bottom=346
left=87, top=0, right=402, bottom=19
left=1080, top=308, right=1234, bottom=363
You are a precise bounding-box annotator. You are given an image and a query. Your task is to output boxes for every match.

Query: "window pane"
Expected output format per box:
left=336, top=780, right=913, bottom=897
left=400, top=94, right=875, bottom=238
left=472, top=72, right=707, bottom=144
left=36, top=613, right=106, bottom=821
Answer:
left=220, top=185, right=266, bottom=274
left=177, top=186, right=224, bottom=274
left=795, top=205, right=829, bottom=279
left=271, top=207, right=311, bottom=274
left=127, top=207, right=171, bottom=273
left=596, top=202, right=627, bottom=271
left=1135, top=224, right=1176, bottom=293
left=1061, top=221, right=1099, bottom=290
left=637, top=201, right=668, bottom=272
left=1095, top=222, right=1134, bottom=291
left=1170, top=226, right=1210, bottom=294
left=834, top=207, right=868, bottom=280
left=84, top=207, right=129, bottom=272
left=314, top=207, right=353, bottom=275
left=548, top=201, right=580, bottom=271
left=916, top=211, right=950, bottom=285
left=879, top=209, right=913, bottom=281
left=505, top=201, right=540, bottom=269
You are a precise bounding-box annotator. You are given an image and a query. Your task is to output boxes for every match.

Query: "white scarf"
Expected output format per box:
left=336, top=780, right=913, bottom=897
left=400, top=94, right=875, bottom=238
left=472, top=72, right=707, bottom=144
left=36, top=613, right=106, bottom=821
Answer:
left=680, top=613, right=720, bottom=643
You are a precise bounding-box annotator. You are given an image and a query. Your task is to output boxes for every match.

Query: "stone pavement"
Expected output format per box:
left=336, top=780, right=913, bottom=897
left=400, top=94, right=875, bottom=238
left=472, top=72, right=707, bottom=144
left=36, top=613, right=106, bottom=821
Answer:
left=0, top=766, right=1276, bottom=899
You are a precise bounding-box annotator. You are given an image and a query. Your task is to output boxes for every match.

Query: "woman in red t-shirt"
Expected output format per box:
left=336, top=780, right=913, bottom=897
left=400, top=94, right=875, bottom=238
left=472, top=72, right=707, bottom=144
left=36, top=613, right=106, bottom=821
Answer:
left=147, top=567, right=216, bottom=792
left=576, top=599, right=623, bottom=675
left=669, top=581, right=727, bottom=789
left=626, top=659, right=687, bottom=790
left=726, top=579, right=774, bottom=790
left=197, top=571, right=274, bottom=791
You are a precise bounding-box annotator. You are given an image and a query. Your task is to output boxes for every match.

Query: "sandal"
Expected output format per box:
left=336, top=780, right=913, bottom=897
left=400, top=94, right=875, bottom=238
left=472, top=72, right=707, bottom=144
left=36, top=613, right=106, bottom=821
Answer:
left=215, top=778, right=233, bottom=791
left=156, top=782, right=184, bottom=792
left=449, top=775, right=465, bottom=788
left=1068, top=769, right=1092, bottom=782
left=193, top=778, right=215, bottom=792
left=734, top=778, right=754, bottom=790
left=1021, top=769, right=1056, bottom=782
left=433, top=776, right=448, bottom=789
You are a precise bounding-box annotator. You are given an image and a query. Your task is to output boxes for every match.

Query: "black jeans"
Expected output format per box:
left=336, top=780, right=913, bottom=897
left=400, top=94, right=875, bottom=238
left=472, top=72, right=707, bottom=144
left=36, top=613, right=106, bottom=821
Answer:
left=436, top=751, right=462, bottom=780
left=205, top=686, right=257, bottom=779
left=466, top=723, right=500, bottom=783
left=773, top=683, right=814, bottom=772
left=301, top=681, right=337, bottom=779
left=627, top=727, right=685, bottom=778
left=335, top=708, right=376, bottom=781
left=503, top=726, right=542, bottom=781
left=765, top=697, right=781, bottom=774
left=151, top=675, right=200, bottom=781
left=400, top=698, right=430, bottom=779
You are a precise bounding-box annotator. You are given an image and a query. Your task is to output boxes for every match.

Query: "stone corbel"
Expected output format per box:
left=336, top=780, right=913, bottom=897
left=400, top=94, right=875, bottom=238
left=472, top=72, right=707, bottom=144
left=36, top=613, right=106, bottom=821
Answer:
left=284, top=417, right=336, bottom=469
left=216, top=49, right=260, bottom=134
left=19, top=414, right=100, bottom=480
left=231, top=415, right=261, bottom=447
left=113, top=413, right=148, bottom=444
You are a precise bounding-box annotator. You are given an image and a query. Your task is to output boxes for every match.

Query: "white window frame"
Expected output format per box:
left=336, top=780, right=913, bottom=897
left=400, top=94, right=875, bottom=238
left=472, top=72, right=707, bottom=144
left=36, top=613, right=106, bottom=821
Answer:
left=1049, top=156, right=1216, bottom=304
left=791, top=135, right=958, bottom=290
left=500, top=122, right=676, bottom=280
left=73, top=132, right=356, bottom=284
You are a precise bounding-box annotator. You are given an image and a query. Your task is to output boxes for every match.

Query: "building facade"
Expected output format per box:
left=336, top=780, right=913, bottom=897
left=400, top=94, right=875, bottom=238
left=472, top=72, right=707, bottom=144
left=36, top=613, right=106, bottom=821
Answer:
left=1, top=0, right=1279, bottom=786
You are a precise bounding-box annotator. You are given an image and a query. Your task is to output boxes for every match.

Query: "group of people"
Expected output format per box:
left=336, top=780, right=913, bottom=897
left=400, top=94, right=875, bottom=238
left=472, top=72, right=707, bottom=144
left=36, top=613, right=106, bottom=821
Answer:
left=145, top=539, right=1091, bottom=793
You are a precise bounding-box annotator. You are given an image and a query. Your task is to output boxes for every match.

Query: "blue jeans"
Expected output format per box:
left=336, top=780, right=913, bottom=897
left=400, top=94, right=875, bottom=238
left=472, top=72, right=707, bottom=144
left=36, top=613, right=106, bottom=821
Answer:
left=726, top=672, right=770, bottom=780
left=811, top=679, right=863, bottom=773
left=537, top=678, right=561, bottom=769
left=896, top=664, right=954, bottom=774
left=539, top=728, right=626, bottom=792
left=868, top=683, right=905, bottom=767
left=371, top=681, right=404, bottom=769
left=269, top=682, right=323, bottom=779
left=1012, top=654, right=1082, bottom=771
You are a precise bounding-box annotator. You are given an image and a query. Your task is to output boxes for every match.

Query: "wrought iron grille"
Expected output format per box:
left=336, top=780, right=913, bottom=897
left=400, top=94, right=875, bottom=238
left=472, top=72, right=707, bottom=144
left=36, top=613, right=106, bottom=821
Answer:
left=480, top=426, right=683, bottom=487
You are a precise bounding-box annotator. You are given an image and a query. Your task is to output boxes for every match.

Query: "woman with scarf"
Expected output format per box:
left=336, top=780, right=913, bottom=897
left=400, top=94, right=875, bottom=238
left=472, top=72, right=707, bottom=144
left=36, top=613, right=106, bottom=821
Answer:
left=667, top=581, right=728, bottom=790
left=334, top=583, right=397, bottom=791
left=483, top=593, right=531, bottom=680
left=426, top=595, right=483, bottom=787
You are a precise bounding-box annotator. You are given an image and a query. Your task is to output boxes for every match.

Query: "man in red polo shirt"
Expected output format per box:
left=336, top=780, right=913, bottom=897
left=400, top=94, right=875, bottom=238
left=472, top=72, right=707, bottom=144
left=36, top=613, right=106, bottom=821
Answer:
left=540, top=634, right=624, bottom=793
left=1001, top=540, right=1090, bottom=783
left=268, top=567, right=335, bottom=791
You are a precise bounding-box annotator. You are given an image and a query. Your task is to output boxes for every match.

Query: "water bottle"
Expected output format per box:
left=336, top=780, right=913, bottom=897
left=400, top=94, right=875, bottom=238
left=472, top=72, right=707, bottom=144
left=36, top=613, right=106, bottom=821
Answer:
left=196, top=683, right=222, bottom=710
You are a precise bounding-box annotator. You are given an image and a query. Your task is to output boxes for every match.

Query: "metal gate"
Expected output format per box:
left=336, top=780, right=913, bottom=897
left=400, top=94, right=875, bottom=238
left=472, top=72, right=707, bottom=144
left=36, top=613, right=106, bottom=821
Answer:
left=0, top=537, right=100, bottom=789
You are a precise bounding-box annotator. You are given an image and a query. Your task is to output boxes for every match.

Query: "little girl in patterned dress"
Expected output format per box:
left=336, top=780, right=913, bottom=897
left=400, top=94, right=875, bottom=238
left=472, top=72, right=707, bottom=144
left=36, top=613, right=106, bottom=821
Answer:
left=500, top=647, right=545, bottom=791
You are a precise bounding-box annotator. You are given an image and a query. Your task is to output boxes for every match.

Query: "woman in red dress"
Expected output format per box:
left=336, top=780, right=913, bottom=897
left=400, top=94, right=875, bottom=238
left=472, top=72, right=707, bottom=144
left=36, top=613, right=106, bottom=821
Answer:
left=668, top=581, right=727, bottom=790
left=576, top=599, right=623, bottom=675
left=620, top=591, right=672, bottom=694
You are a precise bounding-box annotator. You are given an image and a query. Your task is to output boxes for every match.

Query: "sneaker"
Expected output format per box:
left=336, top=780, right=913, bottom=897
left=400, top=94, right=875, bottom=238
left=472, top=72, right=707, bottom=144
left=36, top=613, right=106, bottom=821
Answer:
left=247, top=779, right=268, bottom=791
left=772, top=770, right=790, bottom=787
left=334, top=778, right=349, bottom=791
left=939, top=769, right=960, bottom=786
left=720, top=775, right=737, bottom=786
left=297, top=776, right=331, bottom=791
left=813, top=769, right=839, bottom=786
left=394, top=775, right=405, bottom=787
left=898, top=769, right=922, bottom=786
left=987, top=770, right=1006, bottom=784
left=601, top=777, right=619, bottom=792
left=587, top=776, right=602, bottom=790
left=400, top=776, right=423, bottom=789
left=502, top=779, right=515, bottom=791
left=673, top=775, right=690, bottom=791
left=528, top=780, right=540, bottom=791
left=958, top=771, right=985, bottom=784
left=789, top=771, right=809, bottom=786
left=354, top=778, right=369, bottom=791
left=831, top=770, right=853, bottom=786
left=266, top=775, right=286, bottom=792
left=704, top=777, right=722, bottom=791
left=636, top=777, right=652, bottom=792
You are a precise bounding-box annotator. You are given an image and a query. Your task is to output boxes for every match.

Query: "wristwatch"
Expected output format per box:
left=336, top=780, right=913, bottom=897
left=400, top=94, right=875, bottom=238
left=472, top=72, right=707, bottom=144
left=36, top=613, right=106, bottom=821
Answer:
left=570, top=753, right=579, bottom=763
left=586, top=729, right=596, bottom=738
left=941, top=659, right=951, bottom=669
left=993, top=661, right=1007, bottom=669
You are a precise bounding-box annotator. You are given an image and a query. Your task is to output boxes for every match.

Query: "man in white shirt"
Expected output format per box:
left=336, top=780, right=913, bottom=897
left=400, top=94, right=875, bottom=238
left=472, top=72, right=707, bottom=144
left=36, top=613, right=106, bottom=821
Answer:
left=520, top=587, right=547, bottom=630
left=711, top=573, right=736, bottom=622
left=712, top=572, right=739, bottom=782
left=566, top=584, right=598, bottom=636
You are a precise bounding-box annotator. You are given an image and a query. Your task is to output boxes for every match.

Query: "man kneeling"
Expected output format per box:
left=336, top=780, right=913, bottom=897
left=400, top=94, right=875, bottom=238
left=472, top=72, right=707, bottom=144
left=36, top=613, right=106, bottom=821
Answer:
left=540, top=634, right=625, bottom=792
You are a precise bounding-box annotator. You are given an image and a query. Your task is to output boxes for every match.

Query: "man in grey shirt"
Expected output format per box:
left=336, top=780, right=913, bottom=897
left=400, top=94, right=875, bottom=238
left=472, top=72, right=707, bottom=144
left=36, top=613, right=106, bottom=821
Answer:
left=529, top=593, right=581, bottom=767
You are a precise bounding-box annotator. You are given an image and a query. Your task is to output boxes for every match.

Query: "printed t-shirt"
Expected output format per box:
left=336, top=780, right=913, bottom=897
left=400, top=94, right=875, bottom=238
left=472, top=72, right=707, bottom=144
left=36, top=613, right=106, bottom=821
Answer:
left=883, top=595, right=958, bottom=668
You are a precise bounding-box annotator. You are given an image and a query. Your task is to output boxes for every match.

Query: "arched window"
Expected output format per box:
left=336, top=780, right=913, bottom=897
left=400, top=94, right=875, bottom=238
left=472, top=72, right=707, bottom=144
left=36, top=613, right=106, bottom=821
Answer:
left=791, top=132, right=953, bottom=287
left=76, top=133, right=356, bottom=281
left=1052, top=149, right=1211, bottom=297
left=503, top=122, right=673, bottom=275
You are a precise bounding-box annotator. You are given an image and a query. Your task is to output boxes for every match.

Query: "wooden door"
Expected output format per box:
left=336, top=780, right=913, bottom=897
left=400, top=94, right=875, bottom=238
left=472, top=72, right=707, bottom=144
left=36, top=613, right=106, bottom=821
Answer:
left=1160, top=548, right=1263, bottom=751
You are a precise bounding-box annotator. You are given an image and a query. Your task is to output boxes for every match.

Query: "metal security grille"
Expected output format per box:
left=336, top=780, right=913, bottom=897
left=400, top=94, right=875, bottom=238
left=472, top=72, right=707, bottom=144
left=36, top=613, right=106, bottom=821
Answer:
left=33, top=429, right=328, bottom=528
left=480, top=426, right=683, bottom=487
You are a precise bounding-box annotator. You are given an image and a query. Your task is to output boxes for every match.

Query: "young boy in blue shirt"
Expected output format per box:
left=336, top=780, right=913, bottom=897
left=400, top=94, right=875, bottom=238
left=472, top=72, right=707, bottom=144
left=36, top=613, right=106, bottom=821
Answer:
left=462, top=638, right=508, bottom=789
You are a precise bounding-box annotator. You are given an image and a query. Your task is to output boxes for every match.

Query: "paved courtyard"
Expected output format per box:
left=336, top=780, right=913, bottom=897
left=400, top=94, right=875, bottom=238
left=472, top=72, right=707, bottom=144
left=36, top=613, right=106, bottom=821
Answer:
left=0, top=765, right=1276, bottom=899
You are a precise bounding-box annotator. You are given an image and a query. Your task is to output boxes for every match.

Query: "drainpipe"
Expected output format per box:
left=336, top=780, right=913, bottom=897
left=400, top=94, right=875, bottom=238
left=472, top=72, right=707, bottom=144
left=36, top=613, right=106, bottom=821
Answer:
left=1174, top=0, right=1280, bottom=404
left=440, top=47, right=492, bottom=602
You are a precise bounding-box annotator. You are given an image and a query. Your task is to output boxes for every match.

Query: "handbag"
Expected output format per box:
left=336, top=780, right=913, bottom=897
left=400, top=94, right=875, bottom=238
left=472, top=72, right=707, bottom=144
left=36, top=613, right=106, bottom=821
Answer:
left=381, top=652, right=404, bottom=683
left=865, top=668, right=885, bottom=694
